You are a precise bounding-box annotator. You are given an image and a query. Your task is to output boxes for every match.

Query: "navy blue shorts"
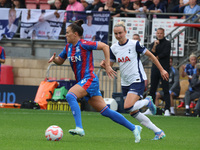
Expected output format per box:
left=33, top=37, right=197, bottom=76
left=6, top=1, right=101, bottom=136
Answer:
left=122, top=81, right=145, bottom=98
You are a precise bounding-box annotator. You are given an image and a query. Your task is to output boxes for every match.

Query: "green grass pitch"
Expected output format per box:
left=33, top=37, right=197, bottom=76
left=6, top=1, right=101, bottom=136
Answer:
left=0, top=108, right=200, bottom=150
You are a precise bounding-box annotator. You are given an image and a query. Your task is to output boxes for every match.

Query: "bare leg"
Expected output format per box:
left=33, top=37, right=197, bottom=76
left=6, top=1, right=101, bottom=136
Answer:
left=88, top=96, right=136, bottom=131
left=155, top=92, right=161, bottom=107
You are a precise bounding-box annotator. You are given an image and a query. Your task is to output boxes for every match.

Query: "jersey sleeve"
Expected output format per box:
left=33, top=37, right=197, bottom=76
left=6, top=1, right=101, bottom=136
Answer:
left=81, top=40, right=98, bottom=51
left=110, top=48, right=116, bottom=62
left=58, top=45, right=68, bottom=60
left=135, top=41, right=147, bottom=54
left=193, top=68, right=197, bottom=74
left=1, top=49, right=6, bottom=59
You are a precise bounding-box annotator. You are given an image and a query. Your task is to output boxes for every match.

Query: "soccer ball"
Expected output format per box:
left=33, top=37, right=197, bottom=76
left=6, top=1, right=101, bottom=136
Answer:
left=45, top=125, right=63, bottom=141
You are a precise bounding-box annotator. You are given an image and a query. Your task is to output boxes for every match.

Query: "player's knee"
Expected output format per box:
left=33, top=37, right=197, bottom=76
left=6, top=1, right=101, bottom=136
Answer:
left=66, top=92, right=77, bottom=102
left=130, top=111, right=139, bottom=118
left=124, top=106, right=134, bottom=113
left=100, top=106, right=110, bottom=117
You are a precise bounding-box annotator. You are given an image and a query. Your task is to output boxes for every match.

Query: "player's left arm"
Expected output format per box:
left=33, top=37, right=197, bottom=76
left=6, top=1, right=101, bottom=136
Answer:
left=100, top=47, right=115, bottom=69
left=145, top=49, right=169, bottom=81
left=97, top=42, right=117, bottom=79
left=100, top=60, right=115, bottom=70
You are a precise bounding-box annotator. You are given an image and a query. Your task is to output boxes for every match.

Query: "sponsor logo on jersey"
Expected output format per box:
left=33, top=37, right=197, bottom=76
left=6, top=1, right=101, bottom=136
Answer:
left=118, top=56, right=131, bottom=63
left=68, top=55, right=81, bottom=62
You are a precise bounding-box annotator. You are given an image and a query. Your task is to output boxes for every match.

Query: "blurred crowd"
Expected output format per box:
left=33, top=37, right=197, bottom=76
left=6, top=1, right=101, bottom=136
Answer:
left=1, top=0, right=200, bottom=19
left=0, top=0, right=26, bottom=8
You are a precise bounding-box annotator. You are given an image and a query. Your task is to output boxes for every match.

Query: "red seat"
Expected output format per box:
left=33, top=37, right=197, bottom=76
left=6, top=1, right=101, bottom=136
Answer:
left=25, top=0, right=39, bottom=9
left=100, top=0, right=107, bottom=3
left=141, top=0, right=147, bottom=3
left=39, top=0, right=48, bottom=3
left=25, top=0, right=40, bottom=4
left=39, top=0, right=50, bottom=9
left=40, top=4, right=50, bottom=9
left=169, top=16, right=178, bottom=19
left=26, top=3, right=37, bottom=9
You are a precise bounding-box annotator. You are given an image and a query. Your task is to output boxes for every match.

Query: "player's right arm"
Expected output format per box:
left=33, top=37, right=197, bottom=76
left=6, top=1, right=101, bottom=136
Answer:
left=48, top=52, right=65, bottom=65
left=49, top=45, right=68, bottom=65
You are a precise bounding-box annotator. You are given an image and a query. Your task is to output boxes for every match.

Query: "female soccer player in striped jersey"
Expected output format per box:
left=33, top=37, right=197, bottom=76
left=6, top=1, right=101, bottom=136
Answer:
left=101, top=21, right=168, bottom=140
left=48, top=20, right=143, bottom=143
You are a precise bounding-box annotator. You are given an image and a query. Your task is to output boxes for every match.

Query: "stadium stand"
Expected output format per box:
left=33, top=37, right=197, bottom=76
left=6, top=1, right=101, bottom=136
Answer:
left=174, top=80, right=189, bottom=108
left=26, top=3, right=37, bottom=9
left=39, top=0, right=51, bottom=9
left=25, top=0, right=50, bottom=9
left=25, top=0, right=39, bottom=9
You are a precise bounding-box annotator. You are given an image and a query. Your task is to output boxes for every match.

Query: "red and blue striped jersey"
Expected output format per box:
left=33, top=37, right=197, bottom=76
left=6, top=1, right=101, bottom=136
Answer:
left=59, top=39, right=98, bottom=82
left=0, top=46, right=6, bottom=71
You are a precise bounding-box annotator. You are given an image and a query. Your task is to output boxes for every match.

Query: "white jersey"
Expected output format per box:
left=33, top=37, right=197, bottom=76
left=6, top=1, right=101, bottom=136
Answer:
left=110, top=39, right=147, bottom=86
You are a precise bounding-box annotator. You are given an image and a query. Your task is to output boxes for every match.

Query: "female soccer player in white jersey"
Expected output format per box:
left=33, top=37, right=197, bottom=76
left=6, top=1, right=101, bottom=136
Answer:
left=49, top=20, right=144, bottom=143
left=101, top=21, right=169, bottom=140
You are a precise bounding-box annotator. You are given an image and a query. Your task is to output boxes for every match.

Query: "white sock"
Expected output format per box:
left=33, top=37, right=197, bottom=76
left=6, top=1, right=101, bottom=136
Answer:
left=143, top=108, right=153, bottom=115
left=185, top=105, right=189, bottom=109
left=129, top=99, right=149, bottom=112
left=170, top=107, right=175, bottom=114
left=133, top=112, right=161, bottom=133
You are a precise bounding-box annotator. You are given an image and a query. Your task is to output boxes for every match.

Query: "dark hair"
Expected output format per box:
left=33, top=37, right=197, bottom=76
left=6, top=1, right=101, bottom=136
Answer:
left=157, top=27, right=165, bottom=32
left=68, top=19, right=84, bottom=36
left=134, top=1, right=141, bottom=6
left=133, top=34, right=140, bottom=37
